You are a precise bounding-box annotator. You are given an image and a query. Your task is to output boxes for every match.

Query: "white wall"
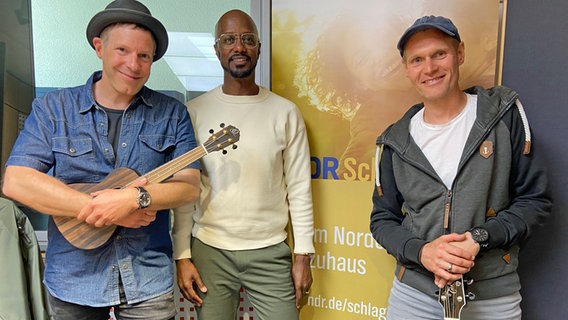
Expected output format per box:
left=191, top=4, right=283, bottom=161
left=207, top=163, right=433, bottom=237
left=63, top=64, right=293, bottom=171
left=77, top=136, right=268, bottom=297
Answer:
left=31, top=0, right=250, bottom=92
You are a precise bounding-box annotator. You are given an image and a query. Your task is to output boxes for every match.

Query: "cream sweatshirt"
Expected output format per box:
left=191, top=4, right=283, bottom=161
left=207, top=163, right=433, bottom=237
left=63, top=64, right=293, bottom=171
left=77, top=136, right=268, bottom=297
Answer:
left=173, top=86, right=315, bottom=259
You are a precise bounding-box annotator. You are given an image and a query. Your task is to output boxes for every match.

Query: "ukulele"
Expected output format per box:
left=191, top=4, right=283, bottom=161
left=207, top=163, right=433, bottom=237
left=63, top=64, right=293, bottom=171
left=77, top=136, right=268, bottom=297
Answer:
left=439, top=276, right=467, bottom=320
left=53, top=124, right=240, bottom=250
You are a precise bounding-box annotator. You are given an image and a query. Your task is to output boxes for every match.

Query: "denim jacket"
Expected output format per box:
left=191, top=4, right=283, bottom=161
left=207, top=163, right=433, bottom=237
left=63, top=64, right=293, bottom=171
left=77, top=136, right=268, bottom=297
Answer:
left=6, top=71, right=200, bottom=306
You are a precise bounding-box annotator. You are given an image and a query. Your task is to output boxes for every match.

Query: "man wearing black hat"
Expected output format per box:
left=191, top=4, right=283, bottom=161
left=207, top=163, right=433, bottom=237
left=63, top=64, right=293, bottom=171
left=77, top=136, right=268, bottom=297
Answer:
left=2, top=1, right=200, bottom=319
left=370, top=15, right=551, bottom=319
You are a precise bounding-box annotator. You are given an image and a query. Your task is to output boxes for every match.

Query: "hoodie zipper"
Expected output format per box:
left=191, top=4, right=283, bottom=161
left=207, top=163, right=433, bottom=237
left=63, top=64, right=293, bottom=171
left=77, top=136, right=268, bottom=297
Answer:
left=443, top=190, right=452, bottom=229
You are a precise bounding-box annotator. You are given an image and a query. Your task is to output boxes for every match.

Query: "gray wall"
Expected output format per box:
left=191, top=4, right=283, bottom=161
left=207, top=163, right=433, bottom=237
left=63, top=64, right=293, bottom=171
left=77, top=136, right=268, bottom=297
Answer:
left=502, top=1, right=568, bottom=319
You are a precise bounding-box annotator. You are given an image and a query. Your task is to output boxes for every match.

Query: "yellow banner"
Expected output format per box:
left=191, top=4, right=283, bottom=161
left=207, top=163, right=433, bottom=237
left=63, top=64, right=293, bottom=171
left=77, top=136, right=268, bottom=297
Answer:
left=272, top=1, right=502, bottom=318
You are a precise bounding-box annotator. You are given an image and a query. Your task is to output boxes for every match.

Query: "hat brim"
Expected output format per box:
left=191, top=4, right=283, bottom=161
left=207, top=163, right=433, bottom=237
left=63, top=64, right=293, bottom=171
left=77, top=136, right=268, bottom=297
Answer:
left=86, top=8, right=168, bottom=61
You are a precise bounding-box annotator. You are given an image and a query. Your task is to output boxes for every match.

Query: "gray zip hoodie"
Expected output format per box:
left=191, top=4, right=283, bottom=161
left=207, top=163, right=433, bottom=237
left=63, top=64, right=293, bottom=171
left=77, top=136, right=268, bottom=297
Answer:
left=370, top=86, right=552, bottom=300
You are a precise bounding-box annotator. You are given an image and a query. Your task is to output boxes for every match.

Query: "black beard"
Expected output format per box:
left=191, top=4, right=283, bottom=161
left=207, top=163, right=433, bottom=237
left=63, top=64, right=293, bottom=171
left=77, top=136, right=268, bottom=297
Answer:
left=231, top=69, right=253, bottom=79
left=223, top=65, right=254, bottom=79
left=223, top=57, right=257, bottom=79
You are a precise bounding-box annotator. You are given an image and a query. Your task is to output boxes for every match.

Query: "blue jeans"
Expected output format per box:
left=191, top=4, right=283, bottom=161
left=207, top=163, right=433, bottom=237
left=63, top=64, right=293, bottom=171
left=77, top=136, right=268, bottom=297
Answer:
left=386, top=278, right=521, bottom=320
left=47, top=287, right=175, bottom=320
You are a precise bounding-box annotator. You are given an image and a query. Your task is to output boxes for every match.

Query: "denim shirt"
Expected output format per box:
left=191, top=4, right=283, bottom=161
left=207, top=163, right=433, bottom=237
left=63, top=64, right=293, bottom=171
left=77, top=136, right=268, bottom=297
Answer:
left=6, top=71, right=200, bottom=306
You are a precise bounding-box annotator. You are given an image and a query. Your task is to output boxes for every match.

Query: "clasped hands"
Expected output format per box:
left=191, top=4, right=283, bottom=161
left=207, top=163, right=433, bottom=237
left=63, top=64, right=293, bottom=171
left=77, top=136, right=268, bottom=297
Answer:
left=420, top=232, right=480, bottom=288
left=76, top=178, right=156, bottom=228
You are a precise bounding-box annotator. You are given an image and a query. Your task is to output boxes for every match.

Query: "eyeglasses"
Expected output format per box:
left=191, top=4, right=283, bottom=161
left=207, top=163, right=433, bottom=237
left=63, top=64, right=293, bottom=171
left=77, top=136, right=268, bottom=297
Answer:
left=216, top=33, right=259, bottom=49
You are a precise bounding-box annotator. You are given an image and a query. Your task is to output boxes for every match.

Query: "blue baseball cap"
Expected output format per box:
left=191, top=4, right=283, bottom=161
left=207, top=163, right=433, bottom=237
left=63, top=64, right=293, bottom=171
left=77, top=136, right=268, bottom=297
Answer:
left=397, top=15, right=461, bottom=57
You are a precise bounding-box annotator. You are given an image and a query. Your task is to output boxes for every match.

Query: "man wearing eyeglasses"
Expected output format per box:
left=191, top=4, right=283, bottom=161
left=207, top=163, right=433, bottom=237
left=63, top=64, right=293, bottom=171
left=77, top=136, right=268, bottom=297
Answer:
left=173, top=9, right=315, bottom=320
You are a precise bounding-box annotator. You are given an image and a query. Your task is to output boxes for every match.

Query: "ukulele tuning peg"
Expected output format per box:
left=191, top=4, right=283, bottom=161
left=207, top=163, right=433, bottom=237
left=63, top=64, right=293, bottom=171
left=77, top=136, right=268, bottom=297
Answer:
left=222, top=150, right=228, bottom=155
left=209, top=129, right=214, bottom=134
left=232, top=144, right=238, bottom=150
left=466, top=292, right=476, bottom=300
left=464, top=277, right=474, bottom=285
left=219, top=123, right=225, bottom=128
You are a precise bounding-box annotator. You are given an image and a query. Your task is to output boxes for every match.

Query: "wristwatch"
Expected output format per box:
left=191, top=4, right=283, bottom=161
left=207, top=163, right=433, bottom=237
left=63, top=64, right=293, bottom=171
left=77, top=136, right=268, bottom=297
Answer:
left=135, top=186, right=151, bottom=209
left=470, top=227, right=489, bottom=248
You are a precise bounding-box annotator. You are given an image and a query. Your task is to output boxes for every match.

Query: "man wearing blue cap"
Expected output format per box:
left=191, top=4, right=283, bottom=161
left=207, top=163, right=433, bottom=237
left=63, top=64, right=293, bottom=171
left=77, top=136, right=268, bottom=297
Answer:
left=370, top=15, right=552, bottom=319
left=2, top=0, right=201, bottom=319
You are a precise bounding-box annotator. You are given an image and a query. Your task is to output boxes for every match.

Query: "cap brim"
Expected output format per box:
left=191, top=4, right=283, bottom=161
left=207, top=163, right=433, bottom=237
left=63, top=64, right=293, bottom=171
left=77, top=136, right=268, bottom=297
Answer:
left=86, top=9, right=168, bottom=61
left=397, top=24, right=458, bottom=56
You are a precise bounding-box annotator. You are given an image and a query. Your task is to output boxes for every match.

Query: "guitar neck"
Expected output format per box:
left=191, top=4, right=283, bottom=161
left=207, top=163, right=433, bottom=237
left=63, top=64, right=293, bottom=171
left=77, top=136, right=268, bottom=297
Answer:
left=126, top=145, right=207, bottom=186
left=122, top=124, right=240, bottom=187
left=439, top=276, right=466, bottom=320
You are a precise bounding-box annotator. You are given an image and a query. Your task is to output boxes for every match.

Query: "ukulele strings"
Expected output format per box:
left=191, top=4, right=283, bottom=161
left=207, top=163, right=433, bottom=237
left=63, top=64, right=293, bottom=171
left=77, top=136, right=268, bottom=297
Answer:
left=133, top=126, right=235, bottom=185
left=144, top=145, right=208, bottom=183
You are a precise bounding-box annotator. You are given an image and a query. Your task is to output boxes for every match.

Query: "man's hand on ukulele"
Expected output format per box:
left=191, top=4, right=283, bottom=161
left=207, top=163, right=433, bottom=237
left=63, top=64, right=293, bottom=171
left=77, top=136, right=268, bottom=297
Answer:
left=77, top=178, right=151, bottom=227
left=420, top=233, right=476, bottom=288
left=114, top=209, right=157, bottom=228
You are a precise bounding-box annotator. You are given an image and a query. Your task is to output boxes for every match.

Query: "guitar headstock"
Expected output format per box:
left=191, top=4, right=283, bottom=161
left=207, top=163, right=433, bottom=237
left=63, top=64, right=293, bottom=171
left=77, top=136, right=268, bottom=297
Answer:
left=439, top=276, right=467, bottom=320
left=203, top=124, right=240, bottom=154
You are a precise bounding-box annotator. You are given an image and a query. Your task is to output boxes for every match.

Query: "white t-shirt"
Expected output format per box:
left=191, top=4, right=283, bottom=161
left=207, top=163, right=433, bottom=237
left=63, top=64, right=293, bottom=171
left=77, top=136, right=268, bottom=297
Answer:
left=410, top=94, right=478, bottom=189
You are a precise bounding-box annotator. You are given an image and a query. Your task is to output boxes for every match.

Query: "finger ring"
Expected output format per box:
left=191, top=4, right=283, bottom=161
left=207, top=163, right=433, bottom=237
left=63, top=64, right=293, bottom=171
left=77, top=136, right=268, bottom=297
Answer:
left=304, top=291, right=310, bottom=294
left=447, top=263, right=453, bottom=272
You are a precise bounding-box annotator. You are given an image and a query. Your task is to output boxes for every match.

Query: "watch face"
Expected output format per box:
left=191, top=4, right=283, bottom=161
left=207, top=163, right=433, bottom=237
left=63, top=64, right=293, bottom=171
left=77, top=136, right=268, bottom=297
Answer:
left=139, top=194, right=150, bottom=206
left=472, top=227, right=489, bottom=243
left=136, top=187, right=151, bottom=208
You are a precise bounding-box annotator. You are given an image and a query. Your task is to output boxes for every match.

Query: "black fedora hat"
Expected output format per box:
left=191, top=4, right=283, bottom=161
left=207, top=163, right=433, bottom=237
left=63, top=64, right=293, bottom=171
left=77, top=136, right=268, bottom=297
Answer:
left=86, top=0, right=168, bottom=61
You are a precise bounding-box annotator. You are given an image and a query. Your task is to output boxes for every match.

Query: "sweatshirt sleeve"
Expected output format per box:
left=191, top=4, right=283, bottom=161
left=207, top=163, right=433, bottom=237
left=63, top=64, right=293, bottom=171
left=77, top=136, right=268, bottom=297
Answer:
left=283, top=107, right=315, bottom=254
left=172, top=203, right=195, bottom=260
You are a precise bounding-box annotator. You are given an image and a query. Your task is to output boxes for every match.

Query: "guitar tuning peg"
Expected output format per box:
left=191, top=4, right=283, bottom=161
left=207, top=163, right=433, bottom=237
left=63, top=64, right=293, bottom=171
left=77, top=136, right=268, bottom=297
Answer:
left=464, top=277, right=474, bottom=285
left=466, top=292, right=476, bottom=300
left=209, top=129, right=214, bottom=134
left=232, top=145, right=238, bottom=150
left=219, top=123, right=225, bottom=128
left=222, top=149, right=227, bottom=155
